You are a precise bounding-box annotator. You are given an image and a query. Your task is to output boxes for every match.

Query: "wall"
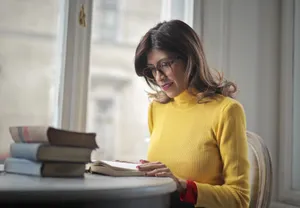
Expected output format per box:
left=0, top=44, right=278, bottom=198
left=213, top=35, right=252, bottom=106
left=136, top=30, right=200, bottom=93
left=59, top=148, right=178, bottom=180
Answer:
left=196, top=0, right=281, bottom=204
left=292, top=0, right=300, bottom=190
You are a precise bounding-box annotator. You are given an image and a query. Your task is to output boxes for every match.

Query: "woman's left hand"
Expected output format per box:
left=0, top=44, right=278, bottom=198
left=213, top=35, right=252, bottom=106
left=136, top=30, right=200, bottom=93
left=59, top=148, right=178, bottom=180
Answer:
left=137, top=160, right=172, bottom=177
left=137, top=160, right=187, bottom=193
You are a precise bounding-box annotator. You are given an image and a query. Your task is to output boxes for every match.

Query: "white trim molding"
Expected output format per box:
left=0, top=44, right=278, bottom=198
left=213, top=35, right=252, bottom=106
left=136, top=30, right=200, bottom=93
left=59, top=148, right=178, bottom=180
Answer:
left=193, top=0, right=203, bottom=37
left=184, top=0, right=195, bottom=27
left=200, top=0, right=231, bottom=76
left=292, top=0, right=300, bottom=192
left=219, top=0, right=231, bottom=78
left=160, top=0, right=171, bottom=21
left=278, top=0, right=300, bottom=206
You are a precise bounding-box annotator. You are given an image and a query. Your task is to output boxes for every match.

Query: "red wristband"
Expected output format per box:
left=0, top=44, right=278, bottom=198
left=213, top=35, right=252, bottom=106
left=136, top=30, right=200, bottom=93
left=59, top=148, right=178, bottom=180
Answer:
left=180, top=180, right=197, bottom=204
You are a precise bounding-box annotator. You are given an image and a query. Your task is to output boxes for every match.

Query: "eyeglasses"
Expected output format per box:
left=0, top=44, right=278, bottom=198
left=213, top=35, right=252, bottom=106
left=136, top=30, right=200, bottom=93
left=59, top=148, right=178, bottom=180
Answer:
left=142, top=56, right=180, bottom=80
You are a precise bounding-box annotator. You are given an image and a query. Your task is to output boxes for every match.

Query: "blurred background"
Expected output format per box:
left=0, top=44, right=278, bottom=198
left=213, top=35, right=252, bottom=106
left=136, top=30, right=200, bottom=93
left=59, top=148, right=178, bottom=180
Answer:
left=0, top=0, right=195, bottom=162
left=0, top=0, right=299, bottom=207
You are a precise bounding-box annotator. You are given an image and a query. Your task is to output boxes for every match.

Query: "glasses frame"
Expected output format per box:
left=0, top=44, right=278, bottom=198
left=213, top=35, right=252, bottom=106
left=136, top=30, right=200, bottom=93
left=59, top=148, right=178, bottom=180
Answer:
left=142, top=56, right=181, bottom=81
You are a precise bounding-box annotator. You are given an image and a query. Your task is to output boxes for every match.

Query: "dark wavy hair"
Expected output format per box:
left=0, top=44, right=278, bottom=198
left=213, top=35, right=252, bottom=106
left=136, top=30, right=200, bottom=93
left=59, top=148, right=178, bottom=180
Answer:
left=134, top=19, right=237, bottom=103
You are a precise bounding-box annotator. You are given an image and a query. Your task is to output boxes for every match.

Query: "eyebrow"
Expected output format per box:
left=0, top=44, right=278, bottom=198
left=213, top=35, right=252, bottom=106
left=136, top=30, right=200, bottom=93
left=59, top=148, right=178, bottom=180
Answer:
left=146, top=57, right=172, bottom=66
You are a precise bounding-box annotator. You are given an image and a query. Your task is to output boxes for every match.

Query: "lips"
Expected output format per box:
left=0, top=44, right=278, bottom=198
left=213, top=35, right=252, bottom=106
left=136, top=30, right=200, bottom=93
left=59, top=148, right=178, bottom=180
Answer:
left=161, top=82, right=173, bottom=91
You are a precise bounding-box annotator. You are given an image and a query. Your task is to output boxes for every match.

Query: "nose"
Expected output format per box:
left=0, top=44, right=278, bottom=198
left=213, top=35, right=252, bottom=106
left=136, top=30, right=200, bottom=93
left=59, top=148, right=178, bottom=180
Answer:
left=154, top=70, right=165, bottom=82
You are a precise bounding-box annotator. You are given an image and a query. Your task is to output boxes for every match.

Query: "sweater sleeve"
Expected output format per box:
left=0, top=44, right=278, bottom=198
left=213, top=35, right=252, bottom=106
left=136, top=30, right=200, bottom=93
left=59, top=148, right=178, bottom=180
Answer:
left=194, top=102, right=250, bottom=208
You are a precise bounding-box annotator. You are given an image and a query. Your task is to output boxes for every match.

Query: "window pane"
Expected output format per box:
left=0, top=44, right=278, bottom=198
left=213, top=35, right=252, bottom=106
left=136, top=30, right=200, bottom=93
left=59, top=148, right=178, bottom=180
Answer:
left=0, top=0, right=62, bottom=159
left=87, top=0, right=192, bottom=161
left=292, top=0, right=300, bottom=190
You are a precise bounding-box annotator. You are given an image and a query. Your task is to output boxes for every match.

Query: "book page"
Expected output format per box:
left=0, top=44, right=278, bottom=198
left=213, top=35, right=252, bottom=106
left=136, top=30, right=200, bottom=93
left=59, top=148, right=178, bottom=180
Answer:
left=9, top=126, right=49, bottom=143
left=100, top=160, right=140, bottom=170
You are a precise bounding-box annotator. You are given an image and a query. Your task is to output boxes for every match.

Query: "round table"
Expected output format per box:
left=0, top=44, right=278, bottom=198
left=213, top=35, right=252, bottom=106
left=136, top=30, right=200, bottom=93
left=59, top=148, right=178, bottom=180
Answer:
left=0, top=173, right=177, bottom=208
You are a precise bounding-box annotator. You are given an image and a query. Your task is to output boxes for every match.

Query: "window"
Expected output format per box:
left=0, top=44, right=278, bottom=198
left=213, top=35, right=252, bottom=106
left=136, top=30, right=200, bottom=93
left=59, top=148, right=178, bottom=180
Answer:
left=93, top=0, right=119, bottom=42
left=0, top=0, right=194, bottom=163
left=0, top=0, right=62, bottom=160
left=93, top=98, right=115, bottom=160
left=87, top=0, right=194, bottom=161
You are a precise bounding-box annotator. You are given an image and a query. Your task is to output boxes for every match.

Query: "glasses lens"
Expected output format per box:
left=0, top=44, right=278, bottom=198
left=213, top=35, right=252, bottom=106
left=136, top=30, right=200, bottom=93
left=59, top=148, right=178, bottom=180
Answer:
left=143, top=67, right=154, bottom=79
left=159, top=60, right=172, bottom=74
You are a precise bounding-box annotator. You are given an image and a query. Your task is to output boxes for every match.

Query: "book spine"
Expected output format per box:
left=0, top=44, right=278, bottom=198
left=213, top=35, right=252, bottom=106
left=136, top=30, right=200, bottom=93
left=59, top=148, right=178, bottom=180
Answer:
left=4, top=157, right=42, bottom=176
left=10, top=143, right=41, bottom=161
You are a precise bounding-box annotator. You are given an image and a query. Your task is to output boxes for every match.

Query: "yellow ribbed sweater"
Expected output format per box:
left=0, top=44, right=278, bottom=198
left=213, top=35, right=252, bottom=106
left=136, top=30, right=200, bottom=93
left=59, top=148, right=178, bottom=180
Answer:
left=147, top=90, right=250, bottom=208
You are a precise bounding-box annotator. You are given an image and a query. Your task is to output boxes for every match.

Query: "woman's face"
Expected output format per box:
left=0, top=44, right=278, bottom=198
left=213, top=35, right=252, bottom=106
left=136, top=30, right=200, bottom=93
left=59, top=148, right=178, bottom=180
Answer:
left=146, top=49, right=186, bottom=98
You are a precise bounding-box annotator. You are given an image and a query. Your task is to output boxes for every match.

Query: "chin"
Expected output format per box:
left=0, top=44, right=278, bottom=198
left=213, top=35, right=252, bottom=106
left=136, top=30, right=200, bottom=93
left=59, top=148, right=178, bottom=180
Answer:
left=165, top=91, right=180, bottom=98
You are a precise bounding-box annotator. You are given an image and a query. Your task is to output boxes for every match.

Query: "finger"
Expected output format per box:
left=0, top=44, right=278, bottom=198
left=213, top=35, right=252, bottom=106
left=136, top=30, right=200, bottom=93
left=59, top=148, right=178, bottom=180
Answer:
left=139, top=159, right=149, bottom=164
left=145, top=168, right=169, bottom=176
left=140, top=160, right=162, bottom=164
left=137, top=163, right=166, bottom=171
left=154, top=171, right=173, bottom=177
left=138, top=161, right=162, bottom=167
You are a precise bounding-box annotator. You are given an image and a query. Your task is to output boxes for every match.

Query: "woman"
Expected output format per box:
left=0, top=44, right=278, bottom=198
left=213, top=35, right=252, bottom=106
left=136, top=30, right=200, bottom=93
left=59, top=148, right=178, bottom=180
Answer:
left=134, top=20, right=250, bottom=208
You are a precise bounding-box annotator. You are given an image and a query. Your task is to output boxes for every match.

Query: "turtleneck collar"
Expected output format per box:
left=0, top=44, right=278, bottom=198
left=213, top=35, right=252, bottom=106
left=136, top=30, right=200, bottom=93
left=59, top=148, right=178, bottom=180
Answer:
left=172, top=90, right=198, bottom=109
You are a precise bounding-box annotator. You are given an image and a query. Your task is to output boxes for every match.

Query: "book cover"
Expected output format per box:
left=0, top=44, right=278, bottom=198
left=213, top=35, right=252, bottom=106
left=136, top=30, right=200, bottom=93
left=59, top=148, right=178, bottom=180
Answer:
left=9, top=126, right=98, bottom=149
left=10, top=143, right=92, bottom=163
left=4, top=157, right=85, bottom=177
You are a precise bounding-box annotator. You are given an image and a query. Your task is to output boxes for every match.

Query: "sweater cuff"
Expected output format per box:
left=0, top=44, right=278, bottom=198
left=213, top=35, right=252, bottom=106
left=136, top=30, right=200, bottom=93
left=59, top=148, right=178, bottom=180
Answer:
left=180, top=180, right=197, bottom=204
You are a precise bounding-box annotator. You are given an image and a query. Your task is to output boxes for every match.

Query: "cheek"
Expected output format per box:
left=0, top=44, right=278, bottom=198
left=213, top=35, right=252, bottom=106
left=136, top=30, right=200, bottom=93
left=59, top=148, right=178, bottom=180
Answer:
left=171, top=66, right=186, bottom=85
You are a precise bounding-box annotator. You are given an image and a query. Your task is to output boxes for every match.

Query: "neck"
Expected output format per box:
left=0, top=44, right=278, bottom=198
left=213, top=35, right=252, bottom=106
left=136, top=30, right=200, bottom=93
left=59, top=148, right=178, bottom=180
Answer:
left=172, top=90, right=197, bottom=108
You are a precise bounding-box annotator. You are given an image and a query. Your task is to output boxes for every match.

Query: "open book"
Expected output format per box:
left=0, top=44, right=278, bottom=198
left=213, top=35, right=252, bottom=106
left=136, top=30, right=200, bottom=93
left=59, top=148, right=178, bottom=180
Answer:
left=86, top=160, right=145, bottom=177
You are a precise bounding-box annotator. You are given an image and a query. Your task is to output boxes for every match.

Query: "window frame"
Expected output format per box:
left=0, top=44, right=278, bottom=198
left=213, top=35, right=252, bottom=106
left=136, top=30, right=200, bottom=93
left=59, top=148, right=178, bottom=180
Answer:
left=278, top=0, right=300, bottom=205
left=57, top=0, right=93, bottom=132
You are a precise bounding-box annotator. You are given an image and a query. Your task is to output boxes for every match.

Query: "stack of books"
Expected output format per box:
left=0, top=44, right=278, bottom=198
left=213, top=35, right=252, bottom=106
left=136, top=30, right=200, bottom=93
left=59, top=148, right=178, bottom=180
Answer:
left=3, top=126, right=98, bottom=177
